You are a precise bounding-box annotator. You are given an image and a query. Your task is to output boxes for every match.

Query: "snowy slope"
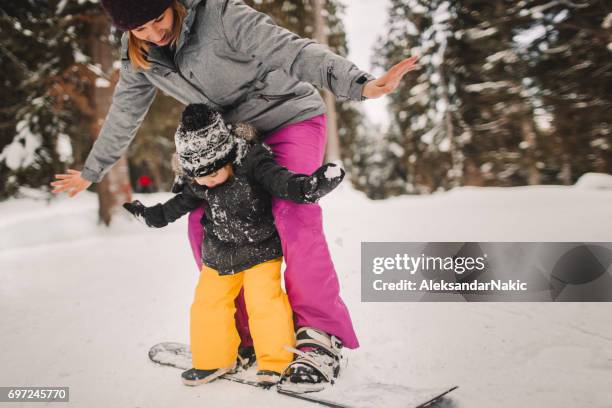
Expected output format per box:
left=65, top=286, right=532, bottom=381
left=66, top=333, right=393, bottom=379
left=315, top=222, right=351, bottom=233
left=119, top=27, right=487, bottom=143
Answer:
left=1, top=184, right=612, bottom=408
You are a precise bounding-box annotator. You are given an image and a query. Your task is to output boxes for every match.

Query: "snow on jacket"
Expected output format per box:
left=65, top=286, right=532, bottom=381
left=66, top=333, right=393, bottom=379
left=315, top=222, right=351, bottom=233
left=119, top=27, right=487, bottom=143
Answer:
left=145, top=141, right=317, bottom=275
left=81, top=0, right=374, bottom=183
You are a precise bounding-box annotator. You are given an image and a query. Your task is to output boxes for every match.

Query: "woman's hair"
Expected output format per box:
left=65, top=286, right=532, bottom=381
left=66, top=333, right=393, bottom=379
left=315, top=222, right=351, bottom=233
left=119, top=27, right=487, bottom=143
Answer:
left=127, top=0, right=187, bottom=70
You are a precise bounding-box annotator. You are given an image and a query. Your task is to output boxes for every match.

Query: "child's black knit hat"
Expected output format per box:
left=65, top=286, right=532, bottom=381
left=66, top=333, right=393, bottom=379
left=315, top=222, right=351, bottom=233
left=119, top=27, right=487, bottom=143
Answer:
left=174, top=104, right=237, bottom=178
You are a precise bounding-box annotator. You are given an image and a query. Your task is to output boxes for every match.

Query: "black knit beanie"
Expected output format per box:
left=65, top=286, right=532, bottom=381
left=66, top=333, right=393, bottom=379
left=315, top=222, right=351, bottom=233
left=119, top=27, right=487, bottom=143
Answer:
left=101, top=0, right=174, bottom=31
left=175, top=104, right=238, bottom=178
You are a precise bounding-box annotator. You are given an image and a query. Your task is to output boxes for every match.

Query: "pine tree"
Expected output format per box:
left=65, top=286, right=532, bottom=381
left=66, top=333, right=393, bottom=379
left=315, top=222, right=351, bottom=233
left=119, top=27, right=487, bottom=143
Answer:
left=514, top=0, right=612, bottom=183
left=453, top=0, right=544, bottom=187
left=372, top=0, right=611, bottom=197
left=0, top=0, right=95, bottom=199
left=0, top=0, right=133, bottom=225
left=373, top=0, right=461, bottom=194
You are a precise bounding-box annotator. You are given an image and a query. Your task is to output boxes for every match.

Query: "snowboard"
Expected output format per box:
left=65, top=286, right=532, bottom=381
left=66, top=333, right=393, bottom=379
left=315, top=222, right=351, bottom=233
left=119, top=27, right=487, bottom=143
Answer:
left=148, top=342, right=458, bottom=408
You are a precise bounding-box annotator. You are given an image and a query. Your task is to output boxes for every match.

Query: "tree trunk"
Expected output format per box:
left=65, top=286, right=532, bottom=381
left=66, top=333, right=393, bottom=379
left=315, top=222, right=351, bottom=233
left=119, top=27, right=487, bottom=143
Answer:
left=87, top=14, right=132, bottom=225
left=520, top=116, right=541, bottom=185
left=312, top=0, right=341, bottom=162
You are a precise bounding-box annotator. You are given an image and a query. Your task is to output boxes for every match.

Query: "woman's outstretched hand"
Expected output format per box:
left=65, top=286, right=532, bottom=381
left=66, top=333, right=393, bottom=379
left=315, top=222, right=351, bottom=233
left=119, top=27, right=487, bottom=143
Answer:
left=362, top=55, right=419, bottom=99
left=50, top=169, right=92, bottom=197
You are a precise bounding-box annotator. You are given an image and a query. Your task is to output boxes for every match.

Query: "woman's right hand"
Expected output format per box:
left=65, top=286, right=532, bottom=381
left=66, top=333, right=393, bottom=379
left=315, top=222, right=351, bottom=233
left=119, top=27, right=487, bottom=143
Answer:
left=362, top=55, right=419, bottom=99
left=50, top=169, right=92, bottom=197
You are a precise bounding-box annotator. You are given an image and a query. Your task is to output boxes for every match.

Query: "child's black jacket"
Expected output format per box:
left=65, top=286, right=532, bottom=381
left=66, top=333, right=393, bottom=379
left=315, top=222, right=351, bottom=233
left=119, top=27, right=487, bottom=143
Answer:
left=144, top=142, right=315, bottom=275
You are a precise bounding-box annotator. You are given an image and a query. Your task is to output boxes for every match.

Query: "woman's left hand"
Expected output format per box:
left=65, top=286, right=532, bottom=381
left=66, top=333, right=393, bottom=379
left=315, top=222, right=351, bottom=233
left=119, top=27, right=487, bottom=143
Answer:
left=50, top=169, right=92, bottom=197
left=362, top=55, right=419, bottom=99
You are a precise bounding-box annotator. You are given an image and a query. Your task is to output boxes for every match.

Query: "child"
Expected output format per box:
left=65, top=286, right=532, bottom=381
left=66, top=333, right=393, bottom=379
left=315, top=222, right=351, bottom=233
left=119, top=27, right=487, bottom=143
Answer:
left=123, top=104, right=345, bottom=386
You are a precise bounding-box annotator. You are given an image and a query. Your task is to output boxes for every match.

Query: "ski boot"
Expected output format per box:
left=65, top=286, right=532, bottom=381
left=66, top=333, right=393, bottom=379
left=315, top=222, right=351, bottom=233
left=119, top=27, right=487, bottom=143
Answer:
left=182, top=361, right=237, bottom=386
left=236, top=345, right=256, bottom=371
left=278, top=327, right=344, bottom=393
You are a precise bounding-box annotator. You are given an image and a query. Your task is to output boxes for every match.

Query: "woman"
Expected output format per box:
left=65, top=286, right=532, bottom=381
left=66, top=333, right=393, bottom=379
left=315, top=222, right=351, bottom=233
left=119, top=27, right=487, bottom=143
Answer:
left=51, top=0, right=418, bottom=392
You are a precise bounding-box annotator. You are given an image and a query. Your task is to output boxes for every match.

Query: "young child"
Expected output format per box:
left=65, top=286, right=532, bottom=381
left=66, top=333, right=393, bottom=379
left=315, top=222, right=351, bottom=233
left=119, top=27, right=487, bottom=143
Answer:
left=123, top=104, right=345, bottom=386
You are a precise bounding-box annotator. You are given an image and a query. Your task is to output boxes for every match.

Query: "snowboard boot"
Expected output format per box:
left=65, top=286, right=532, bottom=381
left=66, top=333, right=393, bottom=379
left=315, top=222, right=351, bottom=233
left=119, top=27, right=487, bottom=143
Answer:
left=181, top=362, right=236, bottom=386
left=256, top=370, right=281, bottom=387
left=278, top=327, right=343, bottom=393
left=236, top=345, right=256, bottom=371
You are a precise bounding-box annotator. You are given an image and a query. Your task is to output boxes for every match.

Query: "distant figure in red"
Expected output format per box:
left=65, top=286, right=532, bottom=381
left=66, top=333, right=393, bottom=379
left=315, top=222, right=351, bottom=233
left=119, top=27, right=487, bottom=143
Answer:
left=138, top=175, right=153, bottom=193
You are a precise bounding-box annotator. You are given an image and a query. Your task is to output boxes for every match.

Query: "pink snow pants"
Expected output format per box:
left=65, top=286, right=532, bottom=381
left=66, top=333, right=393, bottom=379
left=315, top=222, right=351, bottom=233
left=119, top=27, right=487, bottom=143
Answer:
left=187, top=114, right=359, bottom=349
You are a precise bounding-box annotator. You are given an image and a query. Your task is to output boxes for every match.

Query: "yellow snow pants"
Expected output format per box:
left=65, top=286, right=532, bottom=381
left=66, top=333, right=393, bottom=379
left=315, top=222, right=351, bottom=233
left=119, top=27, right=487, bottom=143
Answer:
left=190, top=257, right=295, bottom=373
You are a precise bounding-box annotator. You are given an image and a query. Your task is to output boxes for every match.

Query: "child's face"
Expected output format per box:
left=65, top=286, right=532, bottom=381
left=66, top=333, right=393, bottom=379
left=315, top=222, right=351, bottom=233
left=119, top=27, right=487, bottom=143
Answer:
left=194, top=164, right=232, bottom=188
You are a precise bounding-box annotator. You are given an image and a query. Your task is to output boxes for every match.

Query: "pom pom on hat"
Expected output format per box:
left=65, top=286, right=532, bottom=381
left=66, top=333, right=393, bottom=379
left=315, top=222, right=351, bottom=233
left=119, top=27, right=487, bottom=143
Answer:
left=180, top=103, right=220, bottom=131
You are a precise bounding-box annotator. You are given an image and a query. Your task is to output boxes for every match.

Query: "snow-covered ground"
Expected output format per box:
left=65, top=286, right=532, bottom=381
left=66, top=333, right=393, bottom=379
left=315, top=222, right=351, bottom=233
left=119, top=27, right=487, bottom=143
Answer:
left=1, top=183, right=612, bottom=407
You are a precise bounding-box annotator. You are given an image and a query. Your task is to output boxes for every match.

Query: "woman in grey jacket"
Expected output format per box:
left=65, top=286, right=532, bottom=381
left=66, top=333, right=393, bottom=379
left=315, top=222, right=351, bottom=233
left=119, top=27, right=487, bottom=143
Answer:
left=51, top=0, right=418, bottom=391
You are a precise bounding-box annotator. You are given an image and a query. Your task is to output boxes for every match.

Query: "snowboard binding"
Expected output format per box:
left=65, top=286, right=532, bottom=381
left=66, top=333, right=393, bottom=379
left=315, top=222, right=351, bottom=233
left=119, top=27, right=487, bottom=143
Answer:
left=278, top=327, right=344, bottom=393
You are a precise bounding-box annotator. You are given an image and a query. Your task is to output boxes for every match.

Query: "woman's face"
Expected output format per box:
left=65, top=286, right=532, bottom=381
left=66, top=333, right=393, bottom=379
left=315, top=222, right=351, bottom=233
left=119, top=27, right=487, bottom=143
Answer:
left=194, top=164, right=232, bottom=188
left=130, top=7, right=174, bottom=46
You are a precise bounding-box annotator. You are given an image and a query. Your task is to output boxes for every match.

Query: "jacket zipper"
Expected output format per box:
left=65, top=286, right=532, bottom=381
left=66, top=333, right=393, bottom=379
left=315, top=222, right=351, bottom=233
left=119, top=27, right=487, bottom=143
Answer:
left=257, top=92, right=298, bottom=102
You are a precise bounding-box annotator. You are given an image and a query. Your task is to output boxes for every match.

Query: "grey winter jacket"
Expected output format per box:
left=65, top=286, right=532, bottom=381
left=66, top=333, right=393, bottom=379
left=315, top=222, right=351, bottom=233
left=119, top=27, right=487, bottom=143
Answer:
left=81, top=0, right=374, bottom=183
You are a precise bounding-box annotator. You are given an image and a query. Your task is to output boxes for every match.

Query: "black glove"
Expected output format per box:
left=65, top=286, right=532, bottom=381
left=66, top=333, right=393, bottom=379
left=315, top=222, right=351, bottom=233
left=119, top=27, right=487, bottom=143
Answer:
left=302, top=163, right=345, bottom=202
left=122, top=200, right=167, bottom=228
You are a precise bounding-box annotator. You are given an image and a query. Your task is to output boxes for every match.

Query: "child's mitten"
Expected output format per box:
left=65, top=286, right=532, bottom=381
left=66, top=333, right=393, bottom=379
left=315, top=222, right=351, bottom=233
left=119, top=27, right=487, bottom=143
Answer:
left=122, top=200, right=167, bottom=228
left=302, top=163, right=345, bottom=202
